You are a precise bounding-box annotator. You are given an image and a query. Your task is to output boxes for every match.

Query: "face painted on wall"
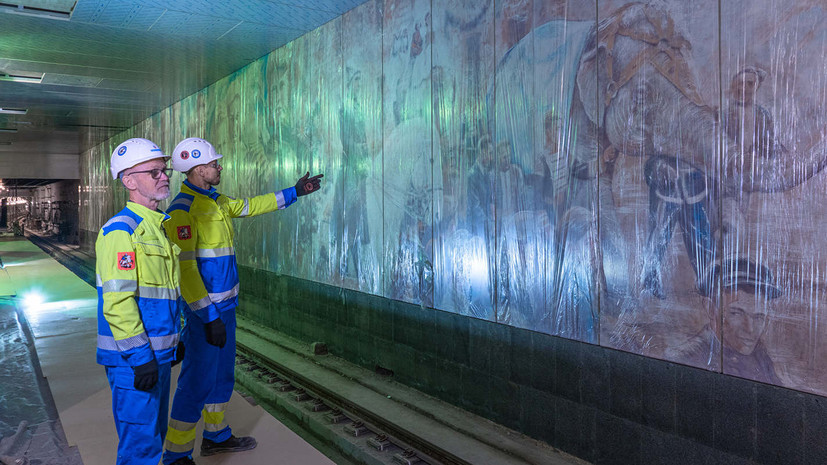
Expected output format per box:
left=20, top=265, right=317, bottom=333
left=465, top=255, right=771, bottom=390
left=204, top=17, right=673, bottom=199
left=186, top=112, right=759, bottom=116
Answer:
left=730, top=70, right=762, bottom=104
left=720, top=284, right=772, bottom=355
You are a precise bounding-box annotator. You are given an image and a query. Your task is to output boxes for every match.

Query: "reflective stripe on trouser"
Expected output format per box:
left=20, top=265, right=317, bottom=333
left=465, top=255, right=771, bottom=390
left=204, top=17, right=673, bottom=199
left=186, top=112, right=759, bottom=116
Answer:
left=105, top=362, right=172, bottom=465
left=204, top=402, right=229, bottom=432
left=163, top=310, right=237, bottom=465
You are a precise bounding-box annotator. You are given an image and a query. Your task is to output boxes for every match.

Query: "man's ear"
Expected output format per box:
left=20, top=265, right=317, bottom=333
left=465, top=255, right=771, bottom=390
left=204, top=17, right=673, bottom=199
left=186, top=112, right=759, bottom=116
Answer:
left=121, top=173, right=136, bottom=191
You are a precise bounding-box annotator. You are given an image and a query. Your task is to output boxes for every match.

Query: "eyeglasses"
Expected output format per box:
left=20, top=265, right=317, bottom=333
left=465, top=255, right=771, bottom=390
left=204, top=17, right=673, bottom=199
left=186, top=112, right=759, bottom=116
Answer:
left=206, top=161, right=221, bottom=169
left=126, top=168, right=173, bottom=179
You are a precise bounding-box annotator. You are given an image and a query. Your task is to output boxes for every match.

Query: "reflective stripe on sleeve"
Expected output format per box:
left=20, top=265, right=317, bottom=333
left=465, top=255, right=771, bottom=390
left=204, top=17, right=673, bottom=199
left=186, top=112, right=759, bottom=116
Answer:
left=137, top=286, right=179, bottom=300
left=188, top=295, right=213, bottom=311
left=102, top=215, right=139, bottom=231
left=275, top=190, right=287, bottom=209
left=97, top=332, right=149, bottom=351
left=208, top=284, right=239, bottom=303
left=149, top=333, right=179, bottom=351
left=97, top=333, right=178, bottom=352
left=195, top=247, right=235, bottom=258
left=168, top=197, right=193, bottom=211
left=101, top=279, right=138, bottom=294
left=238, top=199, right=250, bottom=217
left=178, top=250, right=196, bottom=261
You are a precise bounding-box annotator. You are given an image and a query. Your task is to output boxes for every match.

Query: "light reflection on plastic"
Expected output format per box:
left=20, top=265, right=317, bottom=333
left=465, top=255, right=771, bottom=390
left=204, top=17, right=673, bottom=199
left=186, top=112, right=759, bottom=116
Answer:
left=21, top=290, right=44, bottom=312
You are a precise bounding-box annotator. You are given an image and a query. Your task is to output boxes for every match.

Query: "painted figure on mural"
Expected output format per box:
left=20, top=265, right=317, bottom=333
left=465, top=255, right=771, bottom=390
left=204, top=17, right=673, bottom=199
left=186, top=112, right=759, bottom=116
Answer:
left=723, top=66, right=778, bottom=160
left=563, top=2, right=721, bottom=306
left=558, top=2, right=827, bottom=302
left=489, top=0, right=827, bottom=343
left=666, top=258, right=782, bottom=384
left=498, top=0, right=533, bottom=52
left=383, top=0, right=437, bottom=306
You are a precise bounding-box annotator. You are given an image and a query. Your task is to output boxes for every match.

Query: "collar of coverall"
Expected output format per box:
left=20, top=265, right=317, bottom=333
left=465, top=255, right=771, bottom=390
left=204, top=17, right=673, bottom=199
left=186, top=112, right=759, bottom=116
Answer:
left=126, top=200, right=171, bottom=224
left=183, top=179, right=220, bottom=200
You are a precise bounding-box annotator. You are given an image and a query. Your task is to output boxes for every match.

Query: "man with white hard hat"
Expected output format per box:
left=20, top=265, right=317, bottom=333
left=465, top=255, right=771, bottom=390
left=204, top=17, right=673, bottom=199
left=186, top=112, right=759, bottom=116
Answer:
left=162, top=137, right=322, bottom=464
left=95, top=137, right=185, bottom=465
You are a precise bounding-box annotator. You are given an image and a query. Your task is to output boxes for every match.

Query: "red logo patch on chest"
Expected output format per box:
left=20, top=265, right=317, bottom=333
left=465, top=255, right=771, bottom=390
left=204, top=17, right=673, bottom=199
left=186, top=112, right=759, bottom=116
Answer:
left=117, top=252, right=135, bottom=270
left=177, top=225, right=192, bottom=240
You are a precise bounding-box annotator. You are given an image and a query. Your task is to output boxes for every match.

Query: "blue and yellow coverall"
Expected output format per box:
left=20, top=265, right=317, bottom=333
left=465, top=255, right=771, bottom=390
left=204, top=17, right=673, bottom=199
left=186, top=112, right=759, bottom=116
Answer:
left=96, top=202, right=181, bottom=465
left=162, top=180, right=296, bottom=463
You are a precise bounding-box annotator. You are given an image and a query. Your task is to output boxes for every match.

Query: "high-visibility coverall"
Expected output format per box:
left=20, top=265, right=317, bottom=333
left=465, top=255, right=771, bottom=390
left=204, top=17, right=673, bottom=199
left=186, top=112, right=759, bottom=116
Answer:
left=96, top=202, right=182, bottom=465
left=162, top=179, right=296, bottom=463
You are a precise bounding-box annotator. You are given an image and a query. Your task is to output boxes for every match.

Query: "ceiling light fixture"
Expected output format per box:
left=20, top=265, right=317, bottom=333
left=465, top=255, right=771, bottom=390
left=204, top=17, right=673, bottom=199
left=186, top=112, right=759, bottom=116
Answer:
left=0, top=3, right=71, bottom=21
left=0, top=128, right=18, bottom=133
left=0, top=108, right=27, bottom=115
left=0, top=72, right=43, bottom=84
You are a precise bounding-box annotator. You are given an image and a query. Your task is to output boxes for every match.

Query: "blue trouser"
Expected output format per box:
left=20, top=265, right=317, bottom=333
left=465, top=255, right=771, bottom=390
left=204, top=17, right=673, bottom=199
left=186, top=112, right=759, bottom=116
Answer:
left=105, top=362, right=172, bottom=465
left=163, top=310, right=237, bottom=464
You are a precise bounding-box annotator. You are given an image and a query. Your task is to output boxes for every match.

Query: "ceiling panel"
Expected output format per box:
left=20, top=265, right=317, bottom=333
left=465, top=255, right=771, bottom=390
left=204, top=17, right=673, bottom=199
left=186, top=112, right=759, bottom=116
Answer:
left=0, top=0, right=370, bottom=158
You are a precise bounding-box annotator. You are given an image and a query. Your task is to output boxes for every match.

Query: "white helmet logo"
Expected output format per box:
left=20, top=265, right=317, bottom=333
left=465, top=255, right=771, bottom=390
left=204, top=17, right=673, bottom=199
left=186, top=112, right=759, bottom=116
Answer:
left=118, top=146, right=127, bottom=156
left=171, top=137, right=222, bottom=173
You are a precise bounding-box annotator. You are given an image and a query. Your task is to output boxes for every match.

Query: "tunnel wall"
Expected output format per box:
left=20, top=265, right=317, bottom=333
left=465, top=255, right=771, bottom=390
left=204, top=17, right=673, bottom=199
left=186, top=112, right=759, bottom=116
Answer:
left=80, top=1, right=827, bottom=464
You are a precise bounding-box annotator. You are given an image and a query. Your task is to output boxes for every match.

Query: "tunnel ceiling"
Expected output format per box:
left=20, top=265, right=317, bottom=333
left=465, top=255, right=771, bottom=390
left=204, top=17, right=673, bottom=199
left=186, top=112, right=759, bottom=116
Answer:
left=0, top=178, right=62, bottom=188
left=0, top=0, right=368, bottom=153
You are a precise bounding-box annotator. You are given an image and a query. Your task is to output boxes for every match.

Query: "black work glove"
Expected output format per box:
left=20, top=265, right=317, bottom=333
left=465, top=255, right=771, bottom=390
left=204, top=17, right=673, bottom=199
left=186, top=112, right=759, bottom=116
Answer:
left=171, top=340, right=185, bottom=367
left=205, top=318, right=227, bottom=348
left=133, top=359, right=159, bottom=391
left=295, top=172, right=324, bottom=196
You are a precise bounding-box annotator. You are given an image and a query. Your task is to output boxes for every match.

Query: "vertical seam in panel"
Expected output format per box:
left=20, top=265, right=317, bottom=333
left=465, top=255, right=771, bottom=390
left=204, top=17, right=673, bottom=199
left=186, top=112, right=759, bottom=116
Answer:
left=381, top=0, right=386, bottom=299
left=430, top=0, right=435, bottom=309
left=594, top=0, right=601, bottom=346
left=340, top=14, right=347, bottom=291
left=492, top=0, right=499, bottom=324
left=715, top=0, right=724, bottom=386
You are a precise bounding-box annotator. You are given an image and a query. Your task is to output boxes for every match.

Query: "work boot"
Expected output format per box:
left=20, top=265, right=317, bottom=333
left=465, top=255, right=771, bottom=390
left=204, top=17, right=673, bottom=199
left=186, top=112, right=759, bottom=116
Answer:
left=200, top=435, right=257, bottom=456
left=169, top=457, right=196, bottom=465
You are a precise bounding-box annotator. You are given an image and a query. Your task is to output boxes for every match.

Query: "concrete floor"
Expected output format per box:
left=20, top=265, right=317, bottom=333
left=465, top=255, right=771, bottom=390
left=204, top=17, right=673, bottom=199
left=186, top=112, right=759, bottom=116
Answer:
left=3, top=237, right=334, bottom=465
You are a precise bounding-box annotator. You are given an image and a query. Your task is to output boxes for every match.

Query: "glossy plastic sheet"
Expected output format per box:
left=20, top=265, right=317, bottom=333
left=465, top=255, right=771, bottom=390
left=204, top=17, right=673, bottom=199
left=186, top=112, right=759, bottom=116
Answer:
left=341, top=0, right=384, bottom=295
left=80, top=0, right=827, bottom=396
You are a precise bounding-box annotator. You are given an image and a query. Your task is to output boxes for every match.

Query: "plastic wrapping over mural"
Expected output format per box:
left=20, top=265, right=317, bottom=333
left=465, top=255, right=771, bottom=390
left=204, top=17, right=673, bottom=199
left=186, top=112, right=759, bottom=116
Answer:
left=80, top=0, right=827, bottom=397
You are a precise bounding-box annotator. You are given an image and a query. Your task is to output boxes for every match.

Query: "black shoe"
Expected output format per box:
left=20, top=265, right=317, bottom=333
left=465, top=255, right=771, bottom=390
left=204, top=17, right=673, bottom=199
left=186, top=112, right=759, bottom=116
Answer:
left=200, top=435, right=257, bottom=456
left=169, top=458, right=196, bottom=465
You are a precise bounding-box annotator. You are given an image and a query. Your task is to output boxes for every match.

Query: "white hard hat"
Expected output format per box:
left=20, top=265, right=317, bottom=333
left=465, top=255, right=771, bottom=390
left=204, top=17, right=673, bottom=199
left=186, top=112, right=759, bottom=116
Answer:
left=171, top=137, right=223, bottom=173
left=110, top=138, right=169, bottom=180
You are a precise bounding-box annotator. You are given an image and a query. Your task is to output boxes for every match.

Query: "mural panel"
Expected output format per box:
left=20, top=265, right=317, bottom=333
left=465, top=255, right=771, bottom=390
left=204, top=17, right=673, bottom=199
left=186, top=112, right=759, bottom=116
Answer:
left=308, top=20, right=345, bottom=287
left=284, top=33, right=314, bottom=281
left=584, top=1, right=722, bottom=363
left=268, top=43, right=296, bottom=276
left=382, top=0, right=434, bottom=306
left=431, top=0, right=495, bottom=320
left=341, top=0, right=384, bottom=295
left=713, top=0, right=827, bottom=394
left=232, top=59, right=275, bottom=271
